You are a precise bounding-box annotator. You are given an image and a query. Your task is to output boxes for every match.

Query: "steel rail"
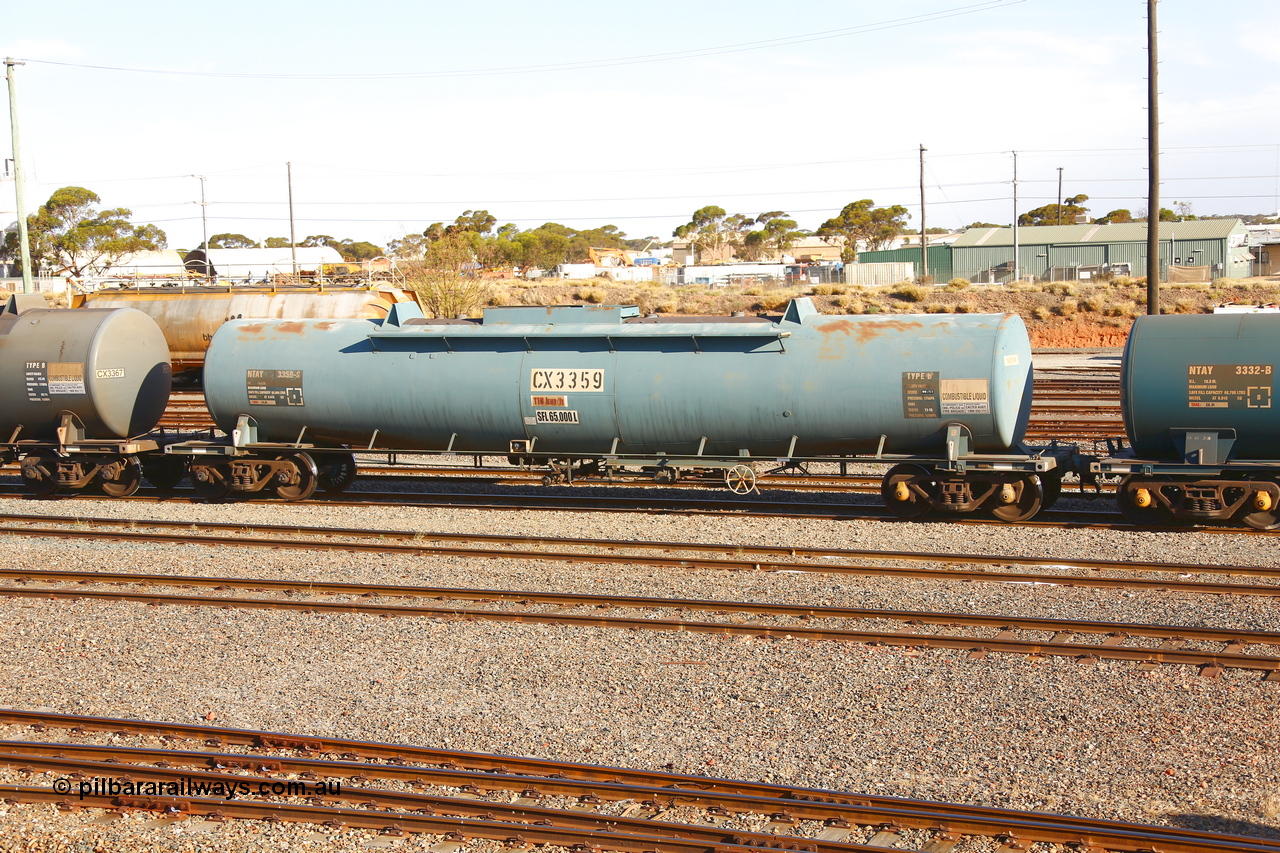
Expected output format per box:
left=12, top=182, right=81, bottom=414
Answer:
left=0, top=721, right=1275, bottom=853
left=8, top=558, right=1272, bottom=599
left=1, top=511, right=1274, bottom=579
left=0, top=784, right=874, bottom=853
left=3, top=585, right=1276, bottom=673
left=0, top=753, right=881, bottom=853
left=0, top=484, right=1270, bottom=536
left=7, top=743, right=1274, bottom=853
left=5, top=565, right=1278, bottom=645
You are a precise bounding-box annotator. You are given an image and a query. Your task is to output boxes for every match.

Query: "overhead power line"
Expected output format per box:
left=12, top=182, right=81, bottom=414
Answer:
left=21, top=1, right=1023, bottom=80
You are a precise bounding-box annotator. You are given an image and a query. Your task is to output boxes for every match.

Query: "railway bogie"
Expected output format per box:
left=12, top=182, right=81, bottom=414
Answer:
left=183, top=449, right=320, bottom=501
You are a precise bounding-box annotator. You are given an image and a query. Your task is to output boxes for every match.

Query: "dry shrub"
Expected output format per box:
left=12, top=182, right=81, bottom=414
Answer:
left=953, top=302, right=972, bottom=313
left=1172, top=297, right=1198, bottom=314
left=1112, top=276, right=1134, bottom=287
left=653, top=299, right=678, bottom=313
left=575, top=288, right=606, bottom=304
left=945, top=278, right=970, bottom=291
left=1081, top=295, right=1106, bottom=312
left=890, top=283, right=928, bottom=303
left=751, top=293, right=793, bottom=312
left=1104, top=300, right=1138, bottom=317
left=1032, top=306, right=1052, bottom=321
left=1045, top=282, right=1079, bottom=296
left=402, top=264, right=493, bottom=319
left=1059, top=298, right=1079, bottom=317
left=837, top=296, right=865, bottom=314
left=811, top=284, right=844, bottom=296
left=1009, top=281, right=1043, bottom=292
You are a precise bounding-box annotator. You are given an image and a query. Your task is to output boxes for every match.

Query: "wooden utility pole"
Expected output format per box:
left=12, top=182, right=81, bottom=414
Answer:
left=1012, top=151, right=1020, bottom=283
left=1146, top=0, right=1161, bottom=314
left=919, top=144, right=928, bottom=283
left=5, top=58, right=33, bottom=294
left=1056, top=167, right=1063, bottom=226
left=288, top=162, right=298, bottom=276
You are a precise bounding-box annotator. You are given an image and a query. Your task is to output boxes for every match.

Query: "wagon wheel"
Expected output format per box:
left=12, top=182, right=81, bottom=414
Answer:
left=19, top=453, right=61, bottom=497
left=724, top=464, right=757, bottom=495
left=142, top=456, right=187, bottom=491
left=1239, top=480, right=1280, bottom=531
left=880, top=463, right=936, bottom=519
left=190, top=463, right=232, bottom=500
left=317, top=452, right=358, bottom=494
left=1116, top=475, right=1174, bottom=526
left=99, top=455, right=143, bottom=497
left=988, top=474, right=1044, bottom=522
left=274, top=453, right=318, bottom=501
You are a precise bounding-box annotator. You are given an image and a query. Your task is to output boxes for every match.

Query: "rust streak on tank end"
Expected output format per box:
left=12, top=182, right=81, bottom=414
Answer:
left=815, top=319, right=925, bottom=343
left=237, top=324, right=265, bottom=335
left=274, top=321, right=307, bottom=335
left=314, top=321, right=337, bottom=331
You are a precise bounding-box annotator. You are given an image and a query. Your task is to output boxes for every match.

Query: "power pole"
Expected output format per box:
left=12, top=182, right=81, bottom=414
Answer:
left=287, top=162, right=298, bottom=276
left=919, top=144, right=928, bottom=283
left=1012, top=150, right=1020, bottom=284
left=5, top=58, right=33, bottom=294
left=1056, top=167, right=1063, bottom=226
left=193, top=175, right=209, bottom=276
left=1146, top=0, right=1161, bottom=314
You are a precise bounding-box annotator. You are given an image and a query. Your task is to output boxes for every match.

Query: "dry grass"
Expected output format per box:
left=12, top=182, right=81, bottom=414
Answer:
left=1059, top=297, right=1079, bottom=318
left=890, top=283, right=929, bottom=303
left=1262, top=791, right=1280, bottom=820
left=945, top=278, right=970, bottom=291
left=836, top=296, right=866, bottom=314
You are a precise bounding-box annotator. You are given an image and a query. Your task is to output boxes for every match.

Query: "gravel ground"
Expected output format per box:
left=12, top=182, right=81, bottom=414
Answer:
left=0, top=494, right=1277, bottom=851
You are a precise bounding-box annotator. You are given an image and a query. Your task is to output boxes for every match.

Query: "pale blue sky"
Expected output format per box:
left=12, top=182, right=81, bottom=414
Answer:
left=4, top=0, right=1278, bottom=250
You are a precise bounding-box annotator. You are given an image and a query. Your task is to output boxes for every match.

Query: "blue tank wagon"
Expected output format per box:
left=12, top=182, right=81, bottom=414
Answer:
left=0, top=295, right=173, bottom=495
left=188, top=298, right=1062, bottom=518
left=1092, top=313, right=1280, bottom=529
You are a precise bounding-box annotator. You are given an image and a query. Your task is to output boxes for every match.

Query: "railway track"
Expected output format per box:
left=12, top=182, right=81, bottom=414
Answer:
left=2, top=514, right=1277, bottom=674
left=2, top=710, right=1276, bottom=853
left=6, top=483, right=1272, bottom=536
left=2, top=510, right=1278, bottom=583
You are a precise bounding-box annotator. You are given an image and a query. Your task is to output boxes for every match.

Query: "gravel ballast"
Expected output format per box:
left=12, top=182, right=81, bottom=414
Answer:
left=0, top=496, right=1277, bottom=851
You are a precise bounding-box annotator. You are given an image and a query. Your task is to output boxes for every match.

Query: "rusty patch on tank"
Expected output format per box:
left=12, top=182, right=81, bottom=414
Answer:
left=315, top=321, right=337, bottom=331
left=238, top=324, right=265, bottom=335
left=815, top=318, right=925, bottom=343
left=274, top=321, right=307, bottom=334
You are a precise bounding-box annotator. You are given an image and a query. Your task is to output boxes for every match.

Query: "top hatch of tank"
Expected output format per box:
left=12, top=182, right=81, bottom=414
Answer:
left=482, top=305, right=641, bottom=324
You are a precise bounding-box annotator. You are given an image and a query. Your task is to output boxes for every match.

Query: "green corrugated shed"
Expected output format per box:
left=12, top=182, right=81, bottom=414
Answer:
left=947, top=220, right=1250, bottom=282
left=852, top=245, right=953, bottom=282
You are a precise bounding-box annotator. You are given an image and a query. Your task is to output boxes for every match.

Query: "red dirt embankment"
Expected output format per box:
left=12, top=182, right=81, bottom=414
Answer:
left=1029, top=319, right=1132, bottom=349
